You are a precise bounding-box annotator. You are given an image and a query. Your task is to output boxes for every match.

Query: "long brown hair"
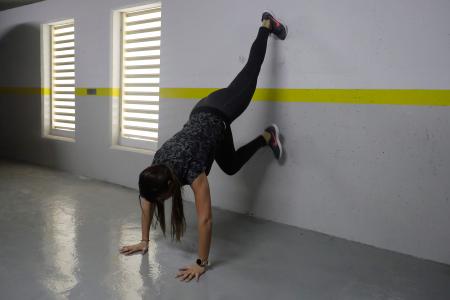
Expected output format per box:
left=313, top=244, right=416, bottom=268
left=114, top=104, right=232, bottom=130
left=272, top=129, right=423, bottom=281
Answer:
left=138, top=164, right=186, bottom=241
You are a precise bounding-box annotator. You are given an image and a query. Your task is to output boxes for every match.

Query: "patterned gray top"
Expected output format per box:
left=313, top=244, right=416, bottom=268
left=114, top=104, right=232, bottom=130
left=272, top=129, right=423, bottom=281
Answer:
left=151, top=112, right=227, bottom=186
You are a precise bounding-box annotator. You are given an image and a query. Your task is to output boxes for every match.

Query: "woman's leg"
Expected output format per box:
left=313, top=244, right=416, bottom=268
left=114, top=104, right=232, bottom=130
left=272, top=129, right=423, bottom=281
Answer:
left=205, top=18, right=286, bottom=172
left=215, top=125, right=267, bottom=175
left=193, top=25, right=271, bottom=123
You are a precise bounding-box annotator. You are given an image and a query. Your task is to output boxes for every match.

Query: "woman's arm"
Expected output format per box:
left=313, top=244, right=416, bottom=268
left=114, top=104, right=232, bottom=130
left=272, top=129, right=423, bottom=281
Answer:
left=119, top=197, right=154, bottom=255
left=191, top=172, right=212, bottom=262
left=176, top=172, right=211, bottom=281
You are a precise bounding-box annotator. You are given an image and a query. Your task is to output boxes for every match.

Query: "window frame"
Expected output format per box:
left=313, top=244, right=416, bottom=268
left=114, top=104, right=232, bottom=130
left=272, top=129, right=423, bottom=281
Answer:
left=41, top=19, right=76, bottom=141
left=112, top=2, right=161, bottom=152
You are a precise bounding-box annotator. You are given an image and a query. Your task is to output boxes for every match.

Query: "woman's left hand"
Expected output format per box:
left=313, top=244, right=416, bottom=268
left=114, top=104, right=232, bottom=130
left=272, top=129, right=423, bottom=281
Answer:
left=176, top=264, right=206, bottom=282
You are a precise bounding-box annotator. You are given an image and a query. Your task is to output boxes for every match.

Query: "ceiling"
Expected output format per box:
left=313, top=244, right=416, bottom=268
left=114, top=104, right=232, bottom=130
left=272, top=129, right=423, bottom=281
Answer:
left=0, top=0, right=45, bottom=11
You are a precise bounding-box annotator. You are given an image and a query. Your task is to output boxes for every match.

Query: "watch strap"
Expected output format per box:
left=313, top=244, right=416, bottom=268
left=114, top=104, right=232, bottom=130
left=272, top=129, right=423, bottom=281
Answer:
left=196, top=258, right=209, bottom=268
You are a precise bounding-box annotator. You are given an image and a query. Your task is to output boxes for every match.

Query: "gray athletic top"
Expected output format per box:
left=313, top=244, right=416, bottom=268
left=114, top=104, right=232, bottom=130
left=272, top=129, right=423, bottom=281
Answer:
left=151, top=111, right=227, bottom=186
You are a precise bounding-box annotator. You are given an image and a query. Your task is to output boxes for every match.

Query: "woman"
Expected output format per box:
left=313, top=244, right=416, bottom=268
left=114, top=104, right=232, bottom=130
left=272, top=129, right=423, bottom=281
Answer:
left=119, top=12, right=287, bottom=282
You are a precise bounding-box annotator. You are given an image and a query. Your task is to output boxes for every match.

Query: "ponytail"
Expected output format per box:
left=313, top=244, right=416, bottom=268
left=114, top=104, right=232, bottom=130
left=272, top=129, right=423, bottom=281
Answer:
left=167, top=167, right=186, bottom=241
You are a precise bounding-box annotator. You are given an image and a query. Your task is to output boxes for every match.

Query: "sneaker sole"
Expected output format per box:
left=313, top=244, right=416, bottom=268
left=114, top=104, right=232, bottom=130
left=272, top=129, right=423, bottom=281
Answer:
left=271, top=123, right=283, bottom=159
left=262, top=10, right=288, bottom=40
left=271, top=15, right=288, bottom=40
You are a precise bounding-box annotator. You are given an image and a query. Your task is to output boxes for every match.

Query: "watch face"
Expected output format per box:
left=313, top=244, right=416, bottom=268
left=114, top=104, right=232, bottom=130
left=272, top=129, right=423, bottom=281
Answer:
left=196, top=259, right=202, bottom=265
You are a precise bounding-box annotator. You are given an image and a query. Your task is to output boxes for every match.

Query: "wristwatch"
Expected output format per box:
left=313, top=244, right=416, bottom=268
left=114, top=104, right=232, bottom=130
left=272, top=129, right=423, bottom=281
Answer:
left=196, top=258, right=209, bottom=268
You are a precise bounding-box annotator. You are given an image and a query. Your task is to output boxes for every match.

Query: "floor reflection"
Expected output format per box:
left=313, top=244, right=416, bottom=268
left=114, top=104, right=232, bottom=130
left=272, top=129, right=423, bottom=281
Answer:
left=42, top=195, right=79, bottom=296
left=116, top=221, right=162, bottom=299
left=145, top=239, right=161, bottom=282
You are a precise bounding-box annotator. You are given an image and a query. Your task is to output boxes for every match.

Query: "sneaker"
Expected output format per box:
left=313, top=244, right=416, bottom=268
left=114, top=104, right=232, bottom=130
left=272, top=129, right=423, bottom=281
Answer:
left=261, top=12, right=288, bottom=40
left=265, top=124, right=283, bottom=159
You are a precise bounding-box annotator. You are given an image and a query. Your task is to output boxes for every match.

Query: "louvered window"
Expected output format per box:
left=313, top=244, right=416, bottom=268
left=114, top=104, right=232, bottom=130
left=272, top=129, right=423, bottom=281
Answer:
left=50, top=21, right=76, bottom=136
left=119, top=6, right=160, bottom=150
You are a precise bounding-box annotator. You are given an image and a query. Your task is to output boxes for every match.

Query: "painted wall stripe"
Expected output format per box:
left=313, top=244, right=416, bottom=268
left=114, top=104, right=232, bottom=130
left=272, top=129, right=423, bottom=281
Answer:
left=1, top=87, right=449, bottom=106
left=0, top=87, right=51, bottom=96
left=75, top=88, right=120, bottom=97
left=160, top=88, right=450, bottom=106
left=0, top=87, right=120, bottom=97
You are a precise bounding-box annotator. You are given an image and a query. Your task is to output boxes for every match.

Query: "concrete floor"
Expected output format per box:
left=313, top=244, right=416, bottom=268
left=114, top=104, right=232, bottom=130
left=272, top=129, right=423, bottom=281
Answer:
left=0, top=160, right=449, bottom=300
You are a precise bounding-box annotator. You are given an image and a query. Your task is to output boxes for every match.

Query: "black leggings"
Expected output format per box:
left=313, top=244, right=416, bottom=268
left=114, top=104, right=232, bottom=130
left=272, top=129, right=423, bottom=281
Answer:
left=193, top=27, right=270, bottom=175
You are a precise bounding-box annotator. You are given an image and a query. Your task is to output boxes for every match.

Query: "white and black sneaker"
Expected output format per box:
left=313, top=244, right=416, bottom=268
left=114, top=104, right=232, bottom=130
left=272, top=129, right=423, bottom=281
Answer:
left=261, top=12, right=288, bottom=40
left=265, top=124, right=283, bottom=160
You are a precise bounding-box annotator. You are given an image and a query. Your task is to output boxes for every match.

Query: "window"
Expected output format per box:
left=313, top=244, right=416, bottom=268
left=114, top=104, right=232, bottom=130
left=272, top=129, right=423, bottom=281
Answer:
left=114, top=4, right=161, bottom=151
left=42, top=19, right=76, bottom=140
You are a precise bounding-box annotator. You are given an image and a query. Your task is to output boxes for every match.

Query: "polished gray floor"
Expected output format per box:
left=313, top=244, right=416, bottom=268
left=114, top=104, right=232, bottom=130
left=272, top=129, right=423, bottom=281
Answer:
left=0, top=160, right=449, bottom=300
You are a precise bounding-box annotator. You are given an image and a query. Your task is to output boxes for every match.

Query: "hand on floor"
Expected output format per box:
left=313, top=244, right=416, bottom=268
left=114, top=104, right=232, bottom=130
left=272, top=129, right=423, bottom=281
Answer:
left=119, top=241, right=149, bottom=255
left=176, top=264, right=206, bottom=282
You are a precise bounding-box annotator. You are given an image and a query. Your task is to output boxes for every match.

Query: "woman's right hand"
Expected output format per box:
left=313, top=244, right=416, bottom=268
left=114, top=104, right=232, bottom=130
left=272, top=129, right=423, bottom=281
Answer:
left=119, top=241, right=149, bottom=255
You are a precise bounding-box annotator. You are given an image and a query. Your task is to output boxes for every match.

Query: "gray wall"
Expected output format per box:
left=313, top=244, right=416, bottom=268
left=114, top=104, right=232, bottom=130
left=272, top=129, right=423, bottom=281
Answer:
left=1, top=0, right=449, bottom=265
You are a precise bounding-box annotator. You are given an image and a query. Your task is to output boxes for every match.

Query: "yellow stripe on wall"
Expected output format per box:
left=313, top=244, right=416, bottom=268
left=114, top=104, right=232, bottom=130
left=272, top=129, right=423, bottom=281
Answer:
left=75, top=88, right=120, bottom=97
left=1, top=87, right=450, bottom=106
left=0, top=87, right=119, bottom=97
left=160, top=88, right=450, bottom=106
left=0, top=87, right=51, bottom=96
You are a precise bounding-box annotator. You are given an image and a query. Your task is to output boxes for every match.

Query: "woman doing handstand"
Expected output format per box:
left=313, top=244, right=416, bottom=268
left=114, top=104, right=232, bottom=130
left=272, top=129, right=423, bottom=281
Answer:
left=120, top=12, right=287, bottom=282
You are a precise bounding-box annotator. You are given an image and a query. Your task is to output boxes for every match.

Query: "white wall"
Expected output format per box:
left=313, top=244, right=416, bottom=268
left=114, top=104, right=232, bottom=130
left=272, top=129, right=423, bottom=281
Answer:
left=0, top=0, right=449, bottom=265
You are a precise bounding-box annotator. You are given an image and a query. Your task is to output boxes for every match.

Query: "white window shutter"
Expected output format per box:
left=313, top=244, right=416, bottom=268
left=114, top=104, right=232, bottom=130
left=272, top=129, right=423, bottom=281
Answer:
left=120, top=7, right=161, bottom=147
left=51, top=22, right=76, bottom=132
